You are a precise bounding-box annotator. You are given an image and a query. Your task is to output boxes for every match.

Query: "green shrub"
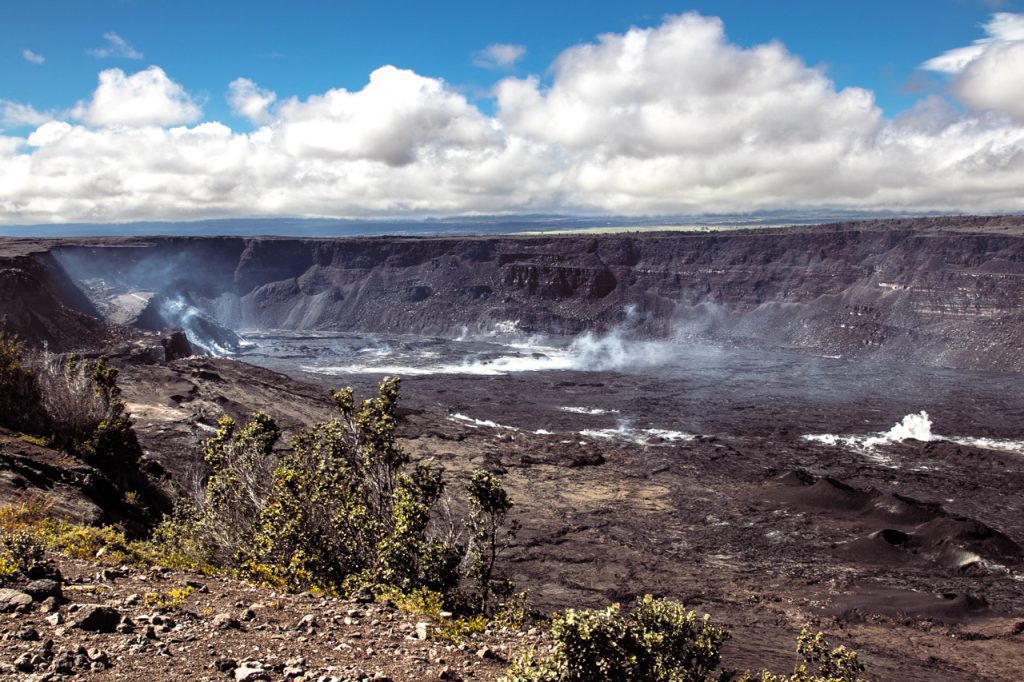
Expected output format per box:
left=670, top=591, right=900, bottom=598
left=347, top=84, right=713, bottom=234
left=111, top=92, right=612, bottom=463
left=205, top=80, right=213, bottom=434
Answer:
left=248, top=378, right=464, bottom=595
left=506, top=607, right=870, bottom=682
left=505, top=595, right=728, bottom=682
left=0, top=499, right=215, bottom=574
left=0, top=328, right=42, bottom=433
left=1, top=336, right=155, bottom=520
left=0, top=528, right=46, bottom=581
left=144, top=585, right=195, bottom=611
left=195, top=412, right=281, bottom=564
left=33, top=353, right=141, bottom=465
left=178, top=377, right=511, bottom=606
left=739, top=630, right=867, bottom=682
left=465, top=470, right=518, bottom=612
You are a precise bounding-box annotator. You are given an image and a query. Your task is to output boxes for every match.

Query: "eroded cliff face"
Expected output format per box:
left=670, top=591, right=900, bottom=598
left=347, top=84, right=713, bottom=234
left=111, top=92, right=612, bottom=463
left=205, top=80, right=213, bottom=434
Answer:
left=0, top=241, right=105, bottom=350
left=5, top=216, right=1024, bottom=371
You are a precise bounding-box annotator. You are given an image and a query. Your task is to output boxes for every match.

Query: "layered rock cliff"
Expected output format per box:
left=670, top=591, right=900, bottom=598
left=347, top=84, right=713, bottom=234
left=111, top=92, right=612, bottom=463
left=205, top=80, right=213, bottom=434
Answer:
left=0, top=240, right=105, bottom=350
left=3, top=215, right=1024, bottom=371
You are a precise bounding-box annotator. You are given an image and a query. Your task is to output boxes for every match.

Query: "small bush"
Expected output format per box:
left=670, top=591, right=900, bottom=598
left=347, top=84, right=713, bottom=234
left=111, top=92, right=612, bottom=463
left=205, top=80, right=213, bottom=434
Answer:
left=165, top=377, right=521, bottom=613
left=32, top=352, right=141, bottom=465
left=505, top=595, right=728, bottom=682
left=379, top=585, right=531, bottom=645
left=739, top=630, right=867, bottom=682
left=465, top=470, right=519, bottom=612
left=0, top=337, right=157, bottom=522
left=174, top=377, right=513, bottom=606
left=0, top=528, right=46, bottom=582
left=144, top=585, right=195, bottom=611
left=0, top=329, right=143, bottom=468
left=0, top=499, right=214, bottom=575
left=248, top=378, right=464, bottom=596
left=506, top=606, right=871, bottom=682
left=193, top=412, right=280, bottom=565
left=0, top=328, right=42, bottom=433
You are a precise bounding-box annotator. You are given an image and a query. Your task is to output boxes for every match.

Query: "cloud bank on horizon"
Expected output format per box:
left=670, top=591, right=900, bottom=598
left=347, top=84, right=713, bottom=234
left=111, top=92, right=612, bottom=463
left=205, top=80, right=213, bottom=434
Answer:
left=1, top=12, right=1024, bottom=224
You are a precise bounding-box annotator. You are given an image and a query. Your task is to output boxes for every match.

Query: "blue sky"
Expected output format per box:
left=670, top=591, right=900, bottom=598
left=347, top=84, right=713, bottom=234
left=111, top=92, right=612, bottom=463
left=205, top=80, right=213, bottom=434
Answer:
left=1, top=1, right=1024, bottom=223
left=3, top=0, right=1016, bottom=123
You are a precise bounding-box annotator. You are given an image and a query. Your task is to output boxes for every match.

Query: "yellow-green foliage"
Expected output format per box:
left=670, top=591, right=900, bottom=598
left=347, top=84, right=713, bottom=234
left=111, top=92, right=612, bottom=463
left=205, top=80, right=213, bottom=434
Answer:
left=195, top=412, right=280, bottom=565
left=377, top=585, right=531, bottom=646
left=0, top=328, right=42, bottom=433
left=738, top=631, right=866, bottom=682
left=0, top=499, right=214, bottom=574
left=505, top=607, right=869, bottom=682
left=0, top=555, right=19, bottom=582
left=188, top=377, right=468, bottom=601
left=505, top=595, right=728, bottom=682
left=375, top=585, right=489, bottom=644
left=144, top=585, right=195, bottom=611
left=0, top=527, right=45, bottom=582
left=17, top=433, right=48, bottom=447
left=466, top=470, right=518, bottom=613
left=0, top=500, right=130, bottom=559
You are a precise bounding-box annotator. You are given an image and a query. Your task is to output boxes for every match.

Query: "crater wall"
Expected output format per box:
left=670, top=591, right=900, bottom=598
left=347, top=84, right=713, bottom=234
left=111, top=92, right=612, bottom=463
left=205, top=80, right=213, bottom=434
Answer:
left=3, top=215, right=1024, bottom=371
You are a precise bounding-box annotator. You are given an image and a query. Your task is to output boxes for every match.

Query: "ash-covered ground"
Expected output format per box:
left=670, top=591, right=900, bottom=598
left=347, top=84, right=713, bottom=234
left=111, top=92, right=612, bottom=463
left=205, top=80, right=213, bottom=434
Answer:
left=150, top=324, right=1024, bottom=681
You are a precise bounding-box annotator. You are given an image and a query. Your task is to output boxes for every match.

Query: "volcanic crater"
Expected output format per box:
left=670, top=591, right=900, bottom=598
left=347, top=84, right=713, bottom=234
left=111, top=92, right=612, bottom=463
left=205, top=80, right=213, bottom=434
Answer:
left=2, top=216, right=1024, bottom=680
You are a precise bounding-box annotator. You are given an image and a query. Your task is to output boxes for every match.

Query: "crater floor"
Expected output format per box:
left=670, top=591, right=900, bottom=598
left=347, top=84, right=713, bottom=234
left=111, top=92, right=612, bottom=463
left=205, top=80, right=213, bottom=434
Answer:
left=114, top=331, right=1024, bottom=681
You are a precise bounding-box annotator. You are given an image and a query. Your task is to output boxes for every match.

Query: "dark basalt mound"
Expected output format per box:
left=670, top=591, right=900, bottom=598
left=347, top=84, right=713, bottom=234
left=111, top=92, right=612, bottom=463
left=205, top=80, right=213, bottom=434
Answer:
left=161, top=330, right=194, bottom=361
left=767, top=470, right=1023, bottom=569
left=771, top=474, right=876, bottom=514
left=829, top=588, right=992, bottom=624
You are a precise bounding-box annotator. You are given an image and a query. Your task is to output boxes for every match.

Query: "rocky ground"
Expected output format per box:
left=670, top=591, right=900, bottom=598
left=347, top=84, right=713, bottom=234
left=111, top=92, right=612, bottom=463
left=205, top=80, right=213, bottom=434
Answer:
left=0, top=554, right=529, bottom=681
left=114, top=356, right=1024, bottom=681
left=3, top=350, right=1024, bottom=679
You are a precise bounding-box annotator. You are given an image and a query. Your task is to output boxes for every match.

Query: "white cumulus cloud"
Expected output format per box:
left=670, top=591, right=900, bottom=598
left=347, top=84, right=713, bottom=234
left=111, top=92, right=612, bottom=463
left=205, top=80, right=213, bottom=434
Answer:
left=497, top=14, right=880, bottom=157
left=473, top=43, right=527, bottom=69
left=88, top=32, right=143, bottom=60
left=953, top=41, right=1024, bottom=120
left=922, top=13, right=1024, bottom=120
left=2, top=12, right=1024, bottom=224
left=26, top=121, right=72, bottom=147
left=72, top=66, right=201, bottom=127
left=274, top=65, right=502, bottom=166
left=227, top=78, right=277, bottom=125
left=1, top=101, right=52, bottom=128
left=22, top=49, right=45, bottom=65
left=923, top=13, right=1024, bottom=73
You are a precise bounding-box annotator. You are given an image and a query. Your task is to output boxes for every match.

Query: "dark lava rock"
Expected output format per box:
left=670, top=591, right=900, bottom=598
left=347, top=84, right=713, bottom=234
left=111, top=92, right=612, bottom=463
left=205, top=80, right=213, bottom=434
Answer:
left=215, top=658, right=238, bottom=672
left=16, top=626, right=39, bottom=641
left=73, top=604, right=121, bottom=632
left=162, top=329, right=194, bottom=360
left=23, top=579, right=62, bottom=602
left=570, top=451, right=606, bottom=467
left=0, top=588, right=33, bottom=613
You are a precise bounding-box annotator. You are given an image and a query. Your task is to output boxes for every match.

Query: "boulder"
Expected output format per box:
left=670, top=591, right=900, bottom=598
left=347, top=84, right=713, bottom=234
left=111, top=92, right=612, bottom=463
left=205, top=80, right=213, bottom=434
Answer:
left=0, top=588, right=33, bottom=613
left=234, top=663, right=270, bottom=681
left=23, top=578, right=62, bottom=601
left=73, top=604, right=121, bottom=632
left=213, top=612, right=241, bottom=630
